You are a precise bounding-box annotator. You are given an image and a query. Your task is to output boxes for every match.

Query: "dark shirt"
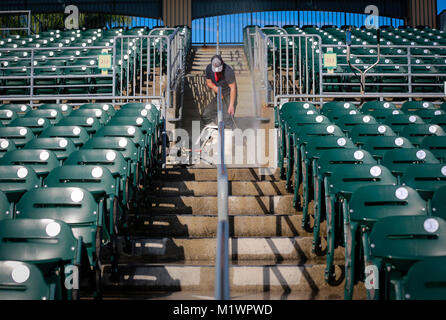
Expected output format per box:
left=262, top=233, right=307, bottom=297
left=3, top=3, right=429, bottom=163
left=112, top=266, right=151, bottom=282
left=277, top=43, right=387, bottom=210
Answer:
left=205, top=63, right=236, bottom=96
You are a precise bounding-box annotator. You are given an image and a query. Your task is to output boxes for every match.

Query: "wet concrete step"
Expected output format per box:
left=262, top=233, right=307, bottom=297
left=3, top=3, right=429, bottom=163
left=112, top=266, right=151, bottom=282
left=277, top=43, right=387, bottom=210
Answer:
left=144, top=194, right=297, bottom=215
left=130, top=214, right=317, bottom=238
left=117, top=236, right=340, bottom=263
left=158, top=167, right=280, bottom=181
left=102, top=263, right=363, bottom=297
left=151, top=180, right=288, bottom=196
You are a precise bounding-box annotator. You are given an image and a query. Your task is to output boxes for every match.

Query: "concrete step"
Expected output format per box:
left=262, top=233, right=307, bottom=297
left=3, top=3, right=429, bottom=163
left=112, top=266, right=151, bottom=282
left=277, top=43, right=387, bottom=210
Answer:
left=145, top=194, right=297, bottom=215
left=151, top=180, right=288, bottom=196
left=102, top=263, right=364, bottom=297
left=118, top=236, right=340, bottom=263
left=158, top=167, right=280, bottom=181
left=130, top=214, right=315, bottom=238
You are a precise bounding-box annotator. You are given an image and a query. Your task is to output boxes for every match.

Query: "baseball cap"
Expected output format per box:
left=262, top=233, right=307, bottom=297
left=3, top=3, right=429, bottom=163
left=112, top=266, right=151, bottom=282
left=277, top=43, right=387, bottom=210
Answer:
left=211, top=55, right=223, bottom=73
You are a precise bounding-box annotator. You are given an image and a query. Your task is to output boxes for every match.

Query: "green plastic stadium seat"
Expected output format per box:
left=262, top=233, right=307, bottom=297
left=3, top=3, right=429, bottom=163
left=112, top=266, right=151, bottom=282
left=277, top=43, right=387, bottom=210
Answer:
left=0, top=261, right=54, bottom=300
left=370, top=108, right=403, bottom=122
left=0, top=149, right=59, bottom=184
left=57, top=116, right=101, bottom=136
left=401, top=163, right=446, bottom=200
left=0, top=127, right=34, bottom=148
left=25, top=109, right=63, bottom=125
left=24, top=137, right=76, bottom=164
left=363, top=136, right=414, bottom=160
left=79, top=103, right=116, bottom=118
left=337, top=114, right=377, bottom=135
left=420, top=136, right=446, bottom=161
left=384, top=114, right=425, bottom=134
left=0, top=218, right=82, bottom=300
left=40, top=126, right=89, bottom=149
left=0, top=190, right=11, bottom=220
left=401, top=101, right=435, bottom=113
left=70, top=109, right=108, bottom=125
left=350, top=124, right=396, bottom=146
left=39, top=104, right=73, bottom=116
left=324, top=164, right=397, bottom=284
left=9, top=117, right=51, bottom=136
left=368, top=216, right=446, bottom=299
left=345, top=184, right=427, bottom=299
left=400, top=124, right=446, bottom=146
left=0, top=138, right=16, bottom=159
left=361, top=101, right=396, bottom=113
left=0, top=104, right=30, bottom=116
left=382, top=148, right=440, bottom=179
left=0, top=109, right=17, bottom=125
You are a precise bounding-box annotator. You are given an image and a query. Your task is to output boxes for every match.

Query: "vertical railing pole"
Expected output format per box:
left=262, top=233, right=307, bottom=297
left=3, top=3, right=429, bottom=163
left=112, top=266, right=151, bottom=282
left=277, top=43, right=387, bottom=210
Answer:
left=216, top=16, right=220, bottom=55
left=215, top=86, right=230, bottom=300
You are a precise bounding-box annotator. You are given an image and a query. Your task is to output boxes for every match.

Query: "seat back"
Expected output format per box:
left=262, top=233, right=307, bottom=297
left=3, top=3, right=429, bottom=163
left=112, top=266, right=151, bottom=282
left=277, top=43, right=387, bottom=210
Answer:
left=0, top=104, right=30, bottom=115
left=370, top=216, right=446, bottom=270
left=0, top=218, right=77, bottom=264
left=420, top=136, right=446, bottom=161
left=45, top=165, right=116, bottom=198
left=0, top=261, right=52, bottom=300
left=384, top=114, right=425, bottom=134
left=361, top=101, right=396, bottom=112
left=16, top=187, right=98, bottom=246
left=402, top=164, right=446, bottom=199
left=382, top=148, right=440, bottom=176
left=401, top=101, right=435, bottom=113
left=363, top=136, right=414, bottom=159
left=0, top=138, right=16, bottom=159
left=0, top=127, right=35, bottom=148
left=9, top=117, right=51, bottom=136
left=24, top=109, right=63, bottom=125
left=24, top=137, right=76, bottom=163
left=40, top=126, right=89, bottom=148
left=57, top=117, right=101, bottom=136
left=349, top=185, right=427, bottom=227
left=402, top=258, right=446, bottom=300
left=400, top=124, right=445, bottom=146
left=69, top=109, right=108, bottom=125
left=82, top=137, right=138, bottom=163
left=96, top=125, right=145, bottom=148
left=0, top=190, right=11, bottom=220
left=39, top=103, right=73, bottom=116
left=0, top=165, right=40, bottom=203
left=0, top=109, right=17, bottom=125
left=337, top=114, right=378, bottom=134
left=79, top=103, right=115, bottom=117
left=0, top=149, right=59, bottom=180
left=318, top=148, right=377, bottom=176
left=350, top=124, right=396, bottom=145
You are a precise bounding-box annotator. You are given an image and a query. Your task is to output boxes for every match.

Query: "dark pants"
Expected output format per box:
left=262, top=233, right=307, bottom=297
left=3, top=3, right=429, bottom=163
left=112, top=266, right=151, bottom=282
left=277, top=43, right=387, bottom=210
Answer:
left=201, top=93, right=237, bottom=129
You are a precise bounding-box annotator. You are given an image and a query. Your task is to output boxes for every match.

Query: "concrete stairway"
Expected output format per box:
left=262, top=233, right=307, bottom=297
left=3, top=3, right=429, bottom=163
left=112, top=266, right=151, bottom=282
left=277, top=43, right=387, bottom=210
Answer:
left=100, top=166, right=365, bottom=300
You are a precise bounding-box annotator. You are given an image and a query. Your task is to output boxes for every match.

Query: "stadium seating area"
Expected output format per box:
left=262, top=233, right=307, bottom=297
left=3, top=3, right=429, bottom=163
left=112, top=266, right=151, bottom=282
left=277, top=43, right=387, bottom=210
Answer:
left=276, top=99, right=446, bottom=300
left=245, top=25, right=446, bottom=94
left=0, top=26, right=191, bottom=97
left=0, top=101, right=163, bottom=300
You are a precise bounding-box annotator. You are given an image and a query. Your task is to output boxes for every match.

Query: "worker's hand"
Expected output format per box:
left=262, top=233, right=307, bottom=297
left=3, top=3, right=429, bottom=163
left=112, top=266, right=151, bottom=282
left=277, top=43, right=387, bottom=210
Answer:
left=213, top=86, right=219, bottom=95
left=228, top=104, right=235, bottom=116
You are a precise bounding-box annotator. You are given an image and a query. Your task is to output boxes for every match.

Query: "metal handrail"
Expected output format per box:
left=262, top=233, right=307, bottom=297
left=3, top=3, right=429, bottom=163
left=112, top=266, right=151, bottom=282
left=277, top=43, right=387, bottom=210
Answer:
left=215, top=86, right=230, bottom=300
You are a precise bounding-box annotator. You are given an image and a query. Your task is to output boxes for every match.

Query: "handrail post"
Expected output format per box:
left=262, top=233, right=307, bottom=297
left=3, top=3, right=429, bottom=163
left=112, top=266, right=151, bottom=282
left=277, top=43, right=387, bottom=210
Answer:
left=215, top=86, right=230, bottom=300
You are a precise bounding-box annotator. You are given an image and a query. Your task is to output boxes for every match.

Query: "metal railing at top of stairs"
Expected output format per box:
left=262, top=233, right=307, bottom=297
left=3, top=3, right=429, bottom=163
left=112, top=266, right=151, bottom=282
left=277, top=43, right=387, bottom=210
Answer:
left=215, top=86, right=230, bottom=300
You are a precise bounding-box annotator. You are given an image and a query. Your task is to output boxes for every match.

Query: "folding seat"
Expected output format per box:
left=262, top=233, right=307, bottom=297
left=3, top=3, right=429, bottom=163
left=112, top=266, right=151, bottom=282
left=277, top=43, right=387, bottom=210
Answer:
left=299, top=136, right=356, bottom=229
left=345, top=185, right=427, bottom=299
left=79, top=103, right=116, bottom=118
left=64, top=150, right=129, bottom=208
left=82, top=137, right=141, bottom=191
left=415, top=108, right=445, bottom=122
left=0, top=165, right=39, bottom=215
left=420, top=136, right=446, bottom=161
left=0, top=138, right=16, bottom=159
left=401, top=101, right=435, bottom=113
left=361, top=101, right=396, bottom=113
left=57, top=116, right=101, bottom=137
left=363, top=136, right=414, bottom=161
left=9, top=117, right=51, bottom=136
left=0, top=218, right=83, bottom=300
left=15, top=187, right=104, bottom=297
left=383, top=114, right=425, bottom=135
left=401, top=163, right=446, bottom=200
left=0, top=261, right=55, bottom=300
left=45, top=165, right=122, bottom=241
left=312, top=148, right=377, bottom=254
left=69, top=108, right=108, bottom=125
left=0, top=149, right=59, bottom=185
left=336, top=114, right=377, bottom=135
left=0, top=109, right=17, bottom=125
left=368, top=216, right=446, bottom=299
left=324, top=164, right=397, bottom=284
left=39, top=103, right=73, bottom=116
left=0, top=104, right=31, bottom=116
left=370, top=108, right=403, bottom=122
left=24, top=137, right=76, bottom=164
left=382, top=148, right=439, bottom=181
left=0, top=126, right=35, bottom=148
left=40, top=126, right=89, bottom=149
left=24, top=109, right=63, bottom=125
left=429, top=114, right=446, bottom=131
left=400, top=124, right=445, bottom=146
left=283, top=115, right=332, bottom=188
left=33, top=60, right=64, bottom=95
left=350, top=124, right=396, bottom=146
left=392, top=257, right=446, bottom=300
left=63, top=59, right=94, bottom=94
left=107, top=116, right=158, bottom=172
